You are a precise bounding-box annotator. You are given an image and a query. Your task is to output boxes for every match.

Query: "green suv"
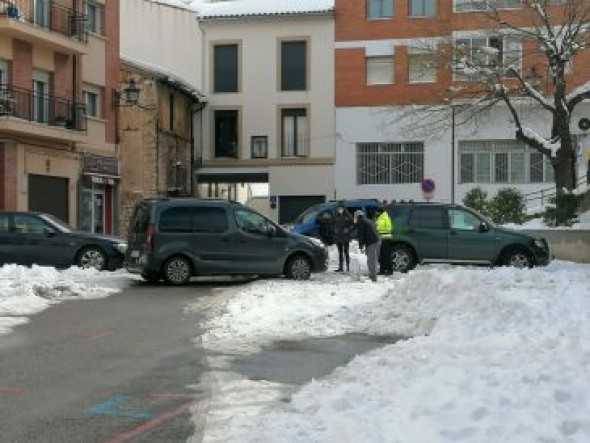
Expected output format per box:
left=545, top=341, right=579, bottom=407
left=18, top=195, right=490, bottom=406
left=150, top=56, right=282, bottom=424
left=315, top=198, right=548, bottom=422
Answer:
left=382, top=202, right=551, bottom=273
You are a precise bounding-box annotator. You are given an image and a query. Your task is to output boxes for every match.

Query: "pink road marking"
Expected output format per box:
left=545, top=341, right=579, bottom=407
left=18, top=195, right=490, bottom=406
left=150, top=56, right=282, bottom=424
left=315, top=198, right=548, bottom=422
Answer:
left=0, top=387, right=22, bottom=395
left=104, top=401, right=194, bottom=443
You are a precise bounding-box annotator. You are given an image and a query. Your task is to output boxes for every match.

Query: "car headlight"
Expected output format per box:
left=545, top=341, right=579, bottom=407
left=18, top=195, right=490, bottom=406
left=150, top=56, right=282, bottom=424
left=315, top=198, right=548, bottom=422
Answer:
left=307, top=237, right=324, bottom=248
left=534, top=238, right=546, bottom=249
left=115, top=243, right=128, bottom=254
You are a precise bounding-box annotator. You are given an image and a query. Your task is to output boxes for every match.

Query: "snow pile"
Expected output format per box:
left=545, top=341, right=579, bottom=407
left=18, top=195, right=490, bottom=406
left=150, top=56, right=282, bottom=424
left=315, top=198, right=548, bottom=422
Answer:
left=195, top=259, right=590, bottom=442
left=0, top=265, right=130, bottom=336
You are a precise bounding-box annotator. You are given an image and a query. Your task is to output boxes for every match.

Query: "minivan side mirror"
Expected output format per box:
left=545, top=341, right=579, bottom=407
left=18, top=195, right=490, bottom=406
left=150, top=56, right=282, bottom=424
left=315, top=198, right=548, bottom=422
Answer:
left=478, top=222, right=490, bottom=233
left=43, top=227, right=56, bottom=237
left=267, top=225, right=277, bottom=237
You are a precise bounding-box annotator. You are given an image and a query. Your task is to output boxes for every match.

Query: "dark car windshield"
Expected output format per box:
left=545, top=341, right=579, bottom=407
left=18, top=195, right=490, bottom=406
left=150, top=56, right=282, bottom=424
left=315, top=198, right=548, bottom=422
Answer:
left=293, top=205, right=323, bottom=224
left=40, top=214, right=72, bottom=233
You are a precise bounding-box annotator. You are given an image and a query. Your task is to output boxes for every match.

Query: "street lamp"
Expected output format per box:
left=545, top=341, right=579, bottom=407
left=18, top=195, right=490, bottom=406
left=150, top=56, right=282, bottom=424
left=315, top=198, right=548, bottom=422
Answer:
left=114, top=77, right=154, bottom=110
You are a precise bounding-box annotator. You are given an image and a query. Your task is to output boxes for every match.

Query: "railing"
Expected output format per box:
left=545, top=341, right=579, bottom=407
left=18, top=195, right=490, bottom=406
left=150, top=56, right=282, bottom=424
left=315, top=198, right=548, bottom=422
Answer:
left=0, top=0, right=87, bottom=42
left=0, top=84, right=86, bottom=131
left=524, top=176, right=588, bottom=211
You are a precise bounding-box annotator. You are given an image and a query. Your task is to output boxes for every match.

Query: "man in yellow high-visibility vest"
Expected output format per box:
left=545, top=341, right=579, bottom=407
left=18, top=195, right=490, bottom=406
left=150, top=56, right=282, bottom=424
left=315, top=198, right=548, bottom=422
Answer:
left=375, top=208, right=393, bottom=275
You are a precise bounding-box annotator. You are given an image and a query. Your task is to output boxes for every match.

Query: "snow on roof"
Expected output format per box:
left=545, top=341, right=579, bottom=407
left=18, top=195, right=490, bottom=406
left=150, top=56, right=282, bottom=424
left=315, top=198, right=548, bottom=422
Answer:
left=121, top=56, right=207, bottom=103
left=187, top=0, right=334, bottom=19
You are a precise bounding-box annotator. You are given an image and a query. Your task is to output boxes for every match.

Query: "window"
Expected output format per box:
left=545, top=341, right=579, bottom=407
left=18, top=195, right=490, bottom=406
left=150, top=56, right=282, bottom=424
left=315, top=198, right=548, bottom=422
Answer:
left=251, top=136, right=268, bottom=159
left=213, top=44, right=239, bottom=93
left=367, top=0, right=393, bottom=18
left=193, top=207, right=228, bottom=233
left=0, top=59, right=7, bottom=86
left=408, top=207, right=445, bottom=229
left=454, top=36, right=521, bottom=78
left=13, top=215, right=50, bottom=234
left=357, top=142, right=424, bottom=185
left=281, top=40, right=307, bottom=91
left=454, top=0, right=521, bottom=12
left=234, top=209, right=274, bottom=236
left=32, top=0, right=49, bottom=26
left=0, top=214, right=9, bottom=232
left=32, top=71, right=49, bottom=123
left=366, top=56, right=394, bottom=85
left=448, top=208, right=482, bottom=231
left=85, top=2, right=103, bottom=34
left=214, top=110, right=239, bottom=158
left=409, top=0, right=436, bottom=16
left=159, top=207, right=192, bottom=233
left=281, top=108, right=307, bottom=157
left=408, top=53, right=436, bottom=83
left=84, top=84, right=102, bottom=118
left=460, top=140, right=554, bottom=184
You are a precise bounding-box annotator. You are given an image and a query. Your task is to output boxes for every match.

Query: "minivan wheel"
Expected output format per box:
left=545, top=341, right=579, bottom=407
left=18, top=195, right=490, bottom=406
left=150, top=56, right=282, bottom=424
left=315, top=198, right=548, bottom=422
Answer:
left=285, top=255, right=312, bottom=280
left=390, top=244, right=417, bottom=273
left=163, top=256, right=192, bottom=285
left=503, top=249, right=533, bottom=269
left=76, top=246, right=107, bottom=271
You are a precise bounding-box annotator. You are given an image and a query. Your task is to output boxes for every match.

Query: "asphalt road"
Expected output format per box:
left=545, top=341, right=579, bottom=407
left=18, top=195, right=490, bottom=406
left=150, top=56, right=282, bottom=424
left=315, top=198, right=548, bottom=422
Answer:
left=0, top=279, right=241, bottom=443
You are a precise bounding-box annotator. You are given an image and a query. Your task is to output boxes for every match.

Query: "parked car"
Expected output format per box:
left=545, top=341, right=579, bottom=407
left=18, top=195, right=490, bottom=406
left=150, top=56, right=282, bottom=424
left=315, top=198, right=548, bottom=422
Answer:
left=288, top=199, right=382, bottom=241
left=380, top=202, right=551, bottom=272
left=125, top=198, right=329, bottom=285
left=0, top=212, right=127, bottom=270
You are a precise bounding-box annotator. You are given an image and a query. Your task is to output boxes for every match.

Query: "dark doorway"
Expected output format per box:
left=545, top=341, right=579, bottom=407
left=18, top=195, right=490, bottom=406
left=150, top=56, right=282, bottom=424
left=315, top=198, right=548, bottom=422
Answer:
left=279, top=195, right=325, bottom=225
left=28, top=174, right=69, bottom=223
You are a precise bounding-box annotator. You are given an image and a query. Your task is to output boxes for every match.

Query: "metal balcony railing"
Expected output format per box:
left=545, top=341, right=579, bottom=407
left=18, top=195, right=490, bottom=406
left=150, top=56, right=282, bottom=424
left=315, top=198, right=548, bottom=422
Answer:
left=0, top=0, right=87, bottom=42
left=0, top=84, right=87, bottom=131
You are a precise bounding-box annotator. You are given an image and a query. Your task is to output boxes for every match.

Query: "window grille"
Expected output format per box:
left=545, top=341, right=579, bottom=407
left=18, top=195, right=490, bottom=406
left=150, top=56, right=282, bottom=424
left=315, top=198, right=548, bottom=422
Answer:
left=357, top=142, right=424, bottom=185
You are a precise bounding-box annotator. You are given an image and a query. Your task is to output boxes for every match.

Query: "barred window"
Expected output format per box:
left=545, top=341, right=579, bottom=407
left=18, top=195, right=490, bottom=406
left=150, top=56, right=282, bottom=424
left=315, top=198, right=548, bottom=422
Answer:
left=357, top=142, right=424, bottom=185
left=459, top=140, right=553, bottom=184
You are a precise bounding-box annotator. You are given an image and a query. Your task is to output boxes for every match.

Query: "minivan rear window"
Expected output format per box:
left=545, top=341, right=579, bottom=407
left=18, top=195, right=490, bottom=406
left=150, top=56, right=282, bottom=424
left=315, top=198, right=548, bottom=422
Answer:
left=193, top=207, right=228, bottom=233
left=129, top=204, right=151, bottom=234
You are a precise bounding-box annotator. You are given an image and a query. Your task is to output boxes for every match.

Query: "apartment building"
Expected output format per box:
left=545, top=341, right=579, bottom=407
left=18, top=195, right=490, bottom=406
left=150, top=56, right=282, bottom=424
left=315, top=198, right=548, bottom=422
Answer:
left=195, top=1, right=336, bottom=223
left=335, top=0, right=590, bottom=205
left=0, top=0, right=120, bottom=233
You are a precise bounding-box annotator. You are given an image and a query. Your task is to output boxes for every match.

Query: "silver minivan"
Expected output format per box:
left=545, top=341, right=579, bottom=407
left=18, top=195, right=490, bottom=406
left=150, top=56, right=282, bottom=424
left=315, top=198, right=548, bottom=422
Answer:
left=125, top=198, right=328, bottom=285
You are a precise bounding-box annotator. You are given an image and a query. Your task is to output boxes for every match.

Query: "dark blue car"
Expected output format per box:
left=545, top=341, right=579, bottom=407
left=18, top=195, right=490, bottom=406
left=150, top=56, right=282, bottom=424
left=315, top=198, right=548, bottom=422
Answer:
left=288, top=199, right=382, bottom=240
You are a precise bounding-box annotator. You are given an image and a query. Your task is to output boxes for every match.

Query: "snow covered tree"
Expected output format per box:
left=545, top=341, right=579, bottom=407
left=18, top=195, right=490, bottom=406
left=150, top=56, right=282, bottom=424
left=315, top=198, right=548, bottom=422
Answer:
left=404, top=0, right=590, bottom=194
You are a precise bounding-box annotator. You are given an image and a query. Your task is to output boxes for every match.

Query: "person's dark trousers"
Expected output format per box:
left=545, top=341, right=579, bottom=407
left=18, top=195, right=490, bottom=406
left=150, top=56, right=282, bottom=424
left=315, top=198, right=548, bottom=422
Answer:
left=337, top=242, right=350, bottom=271
left=379, top=239, right=393, bottom=274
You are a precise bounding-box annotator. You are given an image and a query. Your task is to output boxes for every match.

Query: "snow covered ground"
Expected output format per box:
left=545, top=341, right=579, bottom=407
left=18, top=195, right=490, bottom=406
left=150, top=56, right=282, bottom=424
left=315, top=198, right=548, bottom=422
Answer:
left=192, top=247, right=590, bottom=443
left=0, top=265, right=131, bottom=336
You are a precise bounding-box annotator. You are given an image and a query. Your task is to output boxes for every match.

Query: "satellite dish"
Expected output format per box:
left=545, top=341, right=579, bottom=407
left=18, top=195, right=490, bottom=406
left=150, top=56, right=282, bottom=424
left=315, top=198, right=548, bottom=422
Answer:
left=579, top=118, right=590, bottom=131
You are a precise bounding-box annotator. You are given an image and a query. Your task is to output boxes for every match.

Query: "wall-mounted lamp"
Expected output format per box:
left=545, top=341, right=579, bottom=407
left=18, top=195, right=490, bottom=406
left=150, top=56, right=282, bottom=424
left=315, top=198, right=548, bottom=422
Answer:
left=115, top=78, right=154, bottom=110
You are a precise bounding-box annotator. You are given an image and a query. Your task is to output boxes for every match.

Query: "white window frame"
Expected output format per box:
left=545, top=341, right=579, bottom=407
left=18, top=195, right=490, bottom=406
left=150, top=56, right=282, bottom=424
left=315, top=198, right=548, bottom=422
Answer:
left=85, top=1, right=102, bottom=35
left=454, top=35, right=521, bottom=80
left=409, top=0, right=436, bottom=17
left=454, top=0, right=522, bottom=12
left=83, top=84, right=102, bottom=119
left=32, top=70, right=50, bottom=124
left=281, top=108, right=308, bottom=158
left=367, top=0, right=394, bottom=19
left=366, top=56, right=394, bottom=85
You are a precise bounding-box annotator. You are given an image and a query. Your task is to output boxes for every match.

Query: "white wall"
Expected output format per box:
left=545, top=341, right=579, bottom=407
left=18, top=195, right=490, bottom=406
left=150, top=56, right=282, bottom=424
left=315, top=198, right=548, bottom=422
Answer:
left=336, top=103, right=590, bottom=206
left=120, top=0, right=203, bottom=90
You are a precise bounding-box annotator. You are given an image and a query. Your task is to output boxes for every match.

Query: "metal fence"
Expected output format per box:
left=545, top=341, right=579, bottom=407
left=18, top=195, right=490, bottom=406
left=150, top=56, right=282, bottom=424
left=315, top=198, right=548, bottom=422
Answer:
left=357, top=142, right=424, bottom=185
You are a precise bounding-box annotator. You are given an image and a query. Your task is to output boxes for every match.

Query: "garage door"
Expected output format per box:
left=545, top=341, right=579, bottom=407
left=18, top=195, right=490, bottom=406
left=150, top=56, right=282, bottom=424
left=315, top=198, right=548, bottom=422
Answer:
left=28, top=174, right=69, bottom=223
left=279, top=195, right=326, bottom=225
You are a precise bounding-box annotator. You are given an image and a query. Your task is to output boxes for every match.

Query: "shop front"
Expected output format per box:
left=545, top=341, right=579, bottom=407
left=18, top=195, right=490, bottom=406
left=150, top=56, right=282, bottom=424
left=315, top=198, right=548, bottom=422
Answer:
left=79, top=155, right=119, bottom=235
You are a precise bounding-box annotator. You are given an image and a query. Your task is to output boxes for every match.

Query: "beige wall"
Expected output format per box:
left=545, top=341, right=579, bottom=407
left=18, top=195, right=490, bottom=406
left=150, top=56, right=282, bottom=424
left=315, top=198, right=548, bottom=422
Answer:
left=0, top=35, right=13, bottom=59
left=83, top=37, right=106, bottom=86
left=32, top=46, right=54, bottom=71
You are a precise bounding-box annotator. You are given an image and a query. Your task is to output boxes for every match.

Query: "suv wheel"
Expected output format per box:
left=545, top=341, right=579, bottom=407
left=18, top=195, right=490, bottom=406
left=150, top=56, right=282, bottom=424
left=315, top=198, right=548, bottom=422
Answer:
left=163, top=256, right=192, bottom=285
left=390, top=244, right=416, bottom=273
left=285, top=255, right=312, bottom=280
left=503, top=249, right=533, bottom=269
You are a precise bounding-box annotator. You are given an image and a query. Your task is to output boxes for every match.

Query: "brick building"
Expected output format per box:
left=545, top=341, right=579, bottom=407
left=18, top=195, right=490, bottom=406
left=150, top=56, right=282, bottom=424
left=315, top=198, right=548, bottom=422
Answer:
left=0, top=0, right=120, bottom=234
left=335, top=0, right=590, bottom=205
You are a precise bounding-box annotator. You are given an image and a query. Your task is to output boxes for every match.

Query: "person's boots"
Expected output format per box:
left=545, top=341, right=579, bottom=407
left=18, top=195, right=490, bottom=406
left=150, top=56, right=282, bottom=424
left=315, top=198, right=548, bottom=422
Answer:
left=346, top=261, right=350, bottom=272
left=336, top=261, right=343, bottom=272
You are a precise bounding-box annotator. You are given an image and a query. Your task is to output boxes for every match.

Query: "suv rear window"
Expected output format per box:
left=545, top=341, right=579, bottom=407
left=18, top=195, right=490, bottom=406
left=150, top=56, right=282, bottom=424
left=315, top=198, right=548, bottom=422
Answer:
left=408, top=206, right=445, bottom=229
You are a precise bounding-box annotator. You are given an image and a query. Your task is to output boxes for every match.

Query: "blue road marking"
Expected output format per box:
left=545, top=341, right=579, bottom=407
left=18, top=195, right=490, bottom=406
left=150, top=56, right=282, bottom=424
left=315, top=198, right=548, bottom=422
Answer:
left=86, top=394, right=154, bottom=420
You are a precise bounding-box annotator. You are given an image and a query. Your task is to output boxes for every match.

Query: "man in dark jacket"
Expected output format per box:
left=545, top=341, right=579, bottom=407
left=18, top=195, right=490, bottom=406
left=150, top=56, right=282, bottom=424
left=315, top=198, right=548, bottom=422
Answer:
left=333, top=205, right=353, bottom=272
left=353, top=210, right=381, bottom=282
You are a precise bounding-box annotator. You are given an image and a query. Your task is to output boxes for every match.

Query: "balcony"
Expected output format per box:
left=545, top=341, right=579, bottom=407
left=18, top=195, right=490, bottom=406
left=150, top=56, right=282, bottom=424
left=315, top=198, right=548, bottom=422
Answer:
left=0, top=84, right=87, bottom=143
left=0, top=0, right=87, bottom=54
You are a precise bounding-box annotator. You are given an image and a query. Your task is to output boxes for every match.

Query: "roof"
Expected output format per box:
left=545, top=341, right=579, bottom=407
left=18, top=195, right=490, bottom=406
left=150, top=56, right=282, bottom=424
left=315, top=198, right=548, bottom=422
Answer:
left=187, top=0, right=334, bottom=19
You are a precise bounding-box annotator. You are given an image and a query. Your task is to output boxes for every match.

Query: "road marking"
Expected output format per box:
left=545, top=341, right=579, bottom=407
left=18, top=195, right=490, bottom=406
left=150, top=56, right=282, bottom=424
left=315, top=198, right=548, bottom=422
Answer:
left=104, top=400, right=194, bottom=443
left=0, top=387, right=22, bottom=395
left=86, top=394, right=153, bottom=420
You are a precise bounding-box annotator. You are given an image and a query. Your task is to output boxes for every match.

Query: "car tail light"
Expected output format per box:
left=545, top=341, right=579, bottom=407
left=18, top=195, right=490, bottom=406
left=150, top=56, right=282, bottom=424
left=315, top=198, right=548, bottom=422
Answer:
left=145, top=222, right=156, bottom=253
